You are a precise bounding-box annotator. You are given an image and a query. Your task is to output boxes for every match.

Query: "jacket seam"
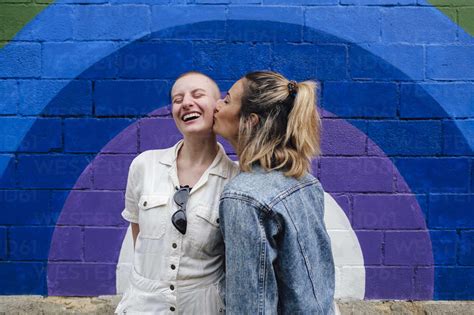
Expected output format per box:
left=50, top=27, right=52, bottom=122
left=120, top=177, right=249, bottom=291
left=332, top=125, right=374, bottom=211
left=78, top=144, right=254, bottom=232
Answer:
left=283, top=199, right=324, bottom=313
left=220, top=193, right=273, bottom=215
left=258, top=214, right=267, bottom=315
left=268, top=178, right=319, bottom=208
left=220, top=193, right=282, bottom=232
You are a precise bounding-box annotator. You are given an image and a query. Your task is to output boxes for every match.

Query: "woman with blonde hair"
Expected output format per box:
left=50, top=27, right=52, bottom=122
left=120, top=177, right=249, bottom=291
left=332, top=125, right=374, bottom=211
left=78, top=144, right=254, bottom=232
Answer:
left=213, top=71, right=336, bottom=314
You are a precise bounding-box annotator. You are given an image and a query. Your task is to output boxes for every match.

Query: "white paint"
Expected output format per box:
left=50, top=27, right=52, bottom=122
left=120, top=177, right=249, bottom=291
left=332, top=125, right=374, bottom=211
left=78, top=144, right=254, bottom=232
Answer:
left=116, top=192, right=365, bottom=299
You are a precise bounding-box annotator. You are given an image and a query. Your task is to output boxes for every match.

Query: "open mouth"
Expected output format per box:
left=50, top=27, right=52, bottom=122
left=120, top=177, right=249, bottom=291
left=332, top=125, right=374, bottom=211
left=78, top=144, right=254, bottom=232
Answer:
left=182, top=112, right=201, bottom=122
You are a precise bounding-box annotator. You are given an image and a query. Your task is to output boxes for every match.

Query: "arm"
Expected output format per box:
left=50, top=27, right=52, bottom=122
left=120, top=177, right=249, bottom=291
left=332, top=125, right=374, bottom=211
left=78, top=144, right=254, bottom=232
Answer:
left=121, top=158, right=140, bottom=242
left=131, top=222, right=140, bottom=248
left=219, top=196, right=275, bottom=314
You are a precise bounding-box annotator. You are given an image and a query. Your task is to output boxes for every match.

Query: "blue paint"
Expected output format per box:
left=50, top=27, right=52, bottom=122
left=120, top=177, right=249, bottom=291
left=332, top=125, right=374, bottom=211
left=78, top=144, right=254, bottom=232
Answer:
left=443, top=120, right=474, bottom=156
left=19, top=80, right=92, bottom=116
left=64, top=119, right=134, bottom=153
left=0, top=262, right=46, bottom=294
left=459, top=231, right=474, bottom=266
left=117, top=42, right=194, bottom=79
left=17, top=118, right=62, bottom=153
left=0, top=15, right=472, bottom=298
left=367, top=121, right=442, bottom=155
left=350, top=44, right=424, bottom=80
left=305, top=7, right=380, bottom=43
left=429, top=194, right=474, bottom=229
left=394, top=158, right=470, bottom=193
left=0, top=227, right=6, bottom=260
left=151, top=7, right=226, bottom=40
left=19, top=5, right=73, bottom=41
left=0, top=155, right=16, bottom=188
left=382, top=7, right=457, bottom=43
left=193, top=42, right=272, bottom=79
left=427, top=46, right=474, bottom=80
left=400, top=83, right=474, bottom=118
left=17, top=155, right=94, bottom=189
left=8, top=227, right=54, bottom=260
left=0, top=118, right=36, bottom=152
left=0, top=190, right=58, bottom=225
left=0, top=81, right=18, bottom=115
left=435, top=267, right=474, bottom=300
left=42, top=42, right=117, bottom=79
left=94, top=80, right=170, bottom=116
left=0, top=43, right=41, bottom=78
left=323, top=82, right=398, bottom=118
left=228, top=9, right=304, bottom=42
left=429, top=231, right=457, bottom=265
left=73, top=5, right=150, bottom=40
left=273, top=44, right=348, bottom=80
left=341, top=0, right=415, bottom=4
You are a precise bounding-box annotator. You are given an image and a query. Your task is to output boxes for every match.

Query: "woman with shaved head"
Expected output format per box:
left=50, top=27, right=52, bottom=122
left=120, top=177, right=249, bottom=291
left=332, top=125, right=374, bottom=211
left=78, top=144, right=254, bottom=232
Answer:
left=115, top=72, right=238, bottom=314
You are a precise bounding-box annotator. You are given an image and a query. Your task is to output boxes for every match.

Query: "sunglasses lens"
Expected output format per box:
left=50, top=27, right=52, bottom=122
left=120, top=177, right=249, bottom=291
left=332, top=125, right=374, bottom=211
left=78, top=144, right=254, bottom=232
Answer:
left=172, top=210, right=187, bottom=234
left=174, top=189, right=189, bottom=206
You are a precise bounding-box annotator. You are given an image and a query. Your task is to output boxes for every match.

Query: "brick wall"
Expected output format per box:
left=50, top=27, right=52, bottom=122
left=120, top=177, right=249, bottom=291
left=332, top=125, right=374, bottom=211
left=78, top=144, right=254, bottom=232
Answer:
left=0, top=0, right=473, bottom=300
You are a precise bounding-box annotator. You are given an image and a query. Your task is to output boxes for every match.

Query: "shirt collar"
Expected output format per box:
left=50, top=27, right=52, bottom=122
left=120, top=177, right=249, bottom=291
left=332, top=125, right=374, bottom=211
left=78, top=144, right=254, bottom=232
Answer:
left=158, top=140, right=229, bottom=179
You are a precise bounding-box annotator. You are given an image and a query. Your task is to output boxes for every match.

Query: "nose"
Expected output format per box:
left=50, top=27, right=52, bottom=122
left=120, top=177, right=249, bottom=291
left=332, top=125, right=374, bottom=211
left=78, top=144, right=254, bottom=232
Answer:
left=182, top=94, right=194, bottom=109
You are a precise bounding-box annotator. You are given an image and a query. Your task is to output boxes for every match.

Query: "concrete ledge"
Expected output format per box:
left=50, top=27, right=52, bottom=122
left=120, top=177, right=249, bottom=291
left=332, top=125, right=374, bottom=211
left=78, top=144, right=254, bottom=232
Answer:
left=0, top=297, right=473, bottom=314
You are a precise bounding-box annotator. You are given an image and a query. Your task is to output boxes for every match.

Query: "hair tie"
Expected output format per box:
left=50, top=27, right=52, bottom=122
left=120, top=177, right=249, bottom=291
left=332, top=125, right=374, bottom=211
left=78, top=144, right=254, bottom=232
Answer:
left=288, top=80, right=298, bottom=97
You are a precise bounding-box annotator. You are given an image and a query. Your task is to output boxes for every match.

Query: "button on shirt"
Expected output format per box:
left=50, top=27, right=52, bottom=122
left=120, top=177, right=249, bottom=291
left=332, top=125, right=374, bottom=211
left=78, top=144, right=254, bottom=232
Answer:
left=117, top=141, right=239, bottom=314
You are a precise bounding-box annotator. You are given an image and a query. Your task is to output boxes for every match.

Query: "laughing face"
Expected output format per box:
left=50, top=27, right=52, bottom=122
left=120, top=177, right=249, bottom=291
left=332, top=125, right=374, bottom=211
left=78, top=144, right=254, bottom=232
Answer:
left=171, top=73, right=220, bottom=138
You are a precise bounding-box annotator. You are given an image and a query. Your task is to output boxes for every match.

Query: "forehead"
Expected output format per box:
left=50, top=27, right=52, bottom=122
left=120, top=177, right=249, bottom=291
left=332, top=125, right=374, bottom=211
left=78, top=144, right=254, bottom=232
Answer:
left=171, top=74, right=214, bottom=96
left=228, top=79, right=244, bottom=98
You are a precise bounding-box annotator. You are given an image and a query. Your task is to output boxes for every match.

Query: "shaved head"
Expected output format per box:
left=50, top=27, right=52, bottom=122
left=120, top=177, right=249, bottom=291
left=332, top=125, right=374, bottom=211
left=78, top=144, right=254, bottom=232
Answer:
left=172, top=71, right=220, bottom=101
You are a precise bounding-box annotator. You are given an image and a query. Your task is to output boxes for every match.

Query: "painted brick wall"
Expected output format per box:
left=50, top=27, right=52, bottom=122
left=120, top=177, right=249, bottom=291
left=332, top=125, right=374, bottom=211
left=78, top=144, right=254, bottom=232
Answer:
left=0, top=0, right=473, bottom=301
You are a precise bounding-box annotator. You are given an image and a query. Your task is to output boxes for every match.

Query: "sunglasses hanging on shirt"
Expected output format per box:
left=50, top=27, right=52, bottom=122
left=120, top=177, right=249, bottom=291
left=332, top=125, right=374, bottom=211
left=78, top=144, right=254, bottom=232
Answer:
left=172, top=185, right=191, bottom=234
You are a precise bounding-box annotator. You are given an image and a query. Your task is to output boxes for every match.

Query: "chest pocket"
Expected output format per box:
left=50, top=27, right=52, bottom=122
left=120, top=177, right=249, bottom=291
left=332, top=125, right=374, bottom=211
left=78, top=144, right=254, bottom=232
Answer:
left=138, top=194, right=169, bottom=239
left=188, top=204, right=223, bottom=257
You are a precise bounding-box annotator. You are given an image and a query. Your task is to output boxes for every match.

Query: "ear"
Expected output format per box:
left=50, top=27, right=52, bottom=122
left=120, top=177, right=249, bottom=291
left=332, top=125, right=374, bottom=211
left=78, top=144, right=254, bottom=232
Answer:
left=248, top=113, right=260, bottom=127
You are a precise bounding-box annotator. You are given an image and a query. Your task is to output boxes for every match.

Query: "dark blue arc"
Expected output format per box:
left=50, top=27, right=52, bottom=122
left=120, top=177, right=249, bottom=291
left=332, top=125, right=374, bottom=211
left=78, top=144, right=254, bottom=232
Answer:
left=0, top=20, right=471, bottom=298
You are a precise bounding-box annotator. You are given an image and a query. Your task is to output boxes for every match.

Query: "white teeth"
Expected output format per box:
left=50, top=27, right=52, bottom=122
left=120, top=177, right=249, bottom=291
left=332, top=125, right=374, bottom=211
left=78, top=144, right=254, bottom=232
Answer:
left=182, top=112, right=201, bottom=121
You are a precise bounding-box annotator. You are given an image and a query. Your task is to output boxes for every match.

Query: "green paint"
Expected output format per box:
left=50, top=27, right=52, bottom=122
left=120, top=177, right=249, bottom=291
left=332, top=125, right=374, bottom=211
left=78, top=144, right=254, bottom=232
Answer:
left=0, top=2, right=53, bottom=49
left=459, top=7, right=474, bottom=36
left=429, top=0, right=474, bottom=36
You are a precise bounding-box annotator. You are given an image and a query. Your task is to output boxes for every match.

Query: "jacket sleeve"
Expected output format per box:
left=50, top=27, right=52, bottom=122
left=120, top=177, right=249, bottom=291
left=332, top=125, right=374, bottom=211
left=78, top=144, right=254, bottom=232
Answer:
left=219, top=195, right=273, bottom=314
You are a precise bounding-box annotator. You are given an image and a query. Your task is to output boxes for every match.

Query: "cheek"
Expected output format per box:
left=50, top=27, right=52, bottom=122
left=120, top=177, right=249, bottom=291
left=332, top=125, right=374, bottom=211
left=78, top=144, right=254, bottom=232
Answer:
left=171, top=104, right=180, bottom=119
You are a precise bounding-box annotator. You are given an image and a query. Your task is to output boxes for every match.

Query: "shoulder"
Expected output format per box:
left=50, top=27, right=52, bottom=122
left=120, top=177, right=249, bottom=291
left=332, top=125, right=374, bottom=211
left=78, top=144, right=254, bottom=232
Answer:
left=222, top=167, right=321, bottom=205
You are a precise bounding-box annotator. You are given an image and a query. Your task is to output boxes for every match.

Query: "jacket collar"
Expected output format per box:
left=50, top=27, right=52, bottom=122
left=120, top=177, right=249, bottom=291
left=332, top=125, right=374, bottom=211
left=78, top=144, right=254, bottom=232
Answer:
left=159, top=140, right=229, bottom=179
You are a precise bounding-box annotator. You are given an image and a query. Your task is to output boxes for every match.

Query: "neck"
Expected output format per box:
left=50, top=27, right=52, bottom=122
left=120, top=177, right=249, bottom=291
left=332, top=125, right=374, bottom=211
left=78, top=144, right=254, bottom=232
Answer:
left=178, top=134, right=219, bottom=167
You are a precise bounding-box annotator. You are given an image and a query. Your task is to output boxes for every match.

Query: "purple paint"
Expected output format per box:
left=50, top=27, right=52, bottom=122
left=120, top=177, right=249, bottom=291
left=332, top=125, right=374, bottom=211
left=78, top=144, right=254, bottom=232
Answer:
left=352, top=194, right=426, bottom=229
left=92, top=154, right=135, bottom=190
left=414, top=267, right=435, bottom=300
left=47, top=108, right=434, bottom=299
left=321, top=119, right=367, bottom=156
left=57, top=191, right=125, bottom=226
left=84, top=227, right=127, bottom=263
left=320, top=157, right=394, bottom=192
left=102, top=124, right=138, bottom=154
left=364, top=267, right=414, bottom=299
left=355, top=231, right=383, bottom=265
left=48, top=227, right=83, bottom=262
left=385, top=232, right=433, bottom=265
left=48, top=263, right=116, bottom=296
left=139, top=118, right=182, bottom=151
left=331, top=194, right=351, bottom=221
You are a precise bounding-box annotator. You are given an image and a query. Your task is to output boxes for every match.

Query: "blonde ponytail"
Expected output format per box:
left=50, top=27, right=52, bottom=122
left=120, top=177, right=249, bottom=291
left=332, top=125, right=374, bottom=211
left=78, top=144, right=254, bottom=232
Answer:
left=237, top=71, right=321, bottom=178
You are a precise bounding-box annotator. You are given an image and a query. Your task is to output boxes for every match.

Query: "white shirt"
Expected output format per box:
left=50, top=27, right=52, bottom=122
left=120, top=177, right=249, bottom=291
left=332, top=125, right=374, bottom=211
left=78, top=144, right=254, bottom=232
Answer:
left=116, top=141, right=239, bottom=314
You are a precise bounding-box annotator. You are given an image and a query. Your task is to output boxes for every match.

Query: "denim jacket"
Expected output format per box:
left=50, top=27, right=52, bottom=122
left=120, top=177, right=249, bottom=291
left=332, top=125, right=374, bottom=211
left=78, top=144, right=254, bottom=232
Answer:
left=219, top=166, right=335, bottom=315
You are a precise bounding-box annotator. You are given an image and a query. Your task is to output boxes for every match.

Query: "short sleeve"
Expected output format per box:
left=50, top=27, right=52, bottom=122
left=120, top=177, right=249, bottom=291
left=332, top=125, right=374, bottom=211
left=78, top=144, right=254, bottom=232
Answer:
left=121, top=157, right=140, bottom=223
